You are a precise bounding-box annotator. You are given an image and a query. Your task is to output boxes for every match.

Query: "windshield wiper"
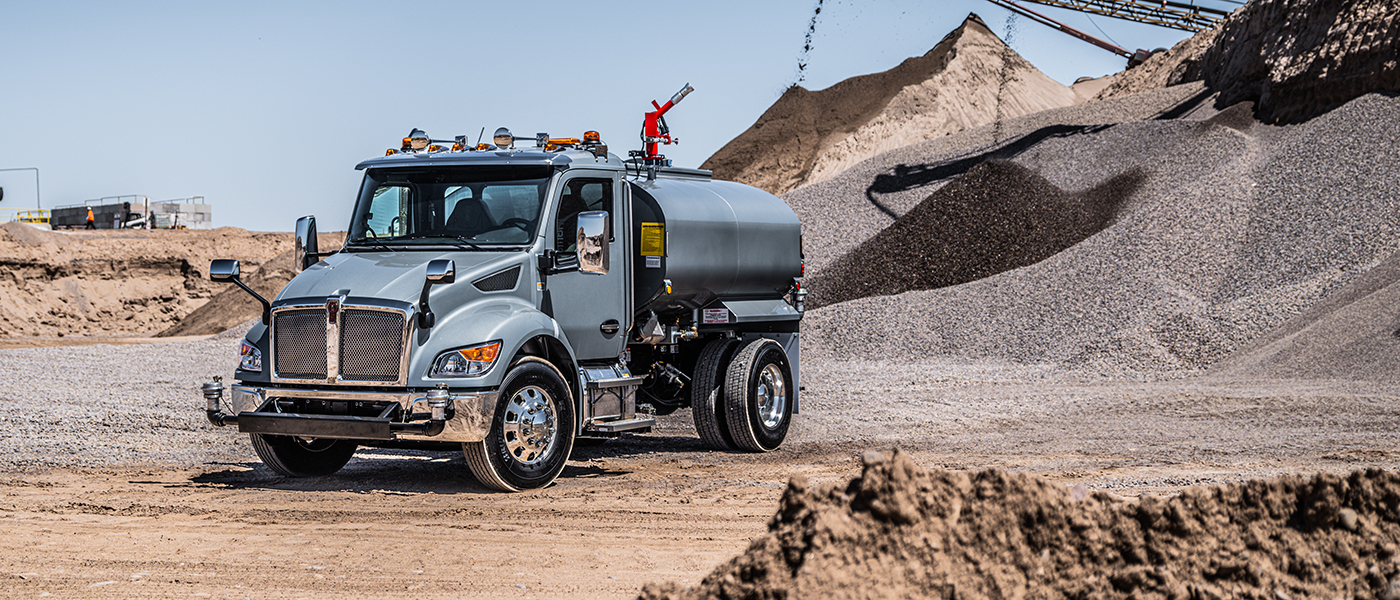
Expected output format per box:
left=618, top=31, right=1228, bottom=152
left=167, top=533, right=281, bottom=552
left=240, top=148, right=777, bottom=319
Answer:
left=398, top=233, right=485, bottom=251
left=347, top=236, right=394, bottom=252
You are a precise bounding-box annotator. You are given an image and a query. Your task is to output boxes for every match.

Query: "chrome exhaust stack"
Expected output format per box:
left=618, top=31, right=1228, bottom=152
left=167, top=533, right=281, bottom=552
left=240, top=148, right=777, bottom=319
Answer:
left=203, top=376, right=238, bottom=427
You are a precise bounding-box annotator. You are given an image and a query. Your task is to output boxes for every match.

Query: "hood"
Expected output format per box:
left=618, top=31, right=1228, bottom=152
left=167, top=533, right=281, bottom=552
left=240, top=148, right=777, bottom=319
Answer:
left=278, top=250, right=529, bottom=304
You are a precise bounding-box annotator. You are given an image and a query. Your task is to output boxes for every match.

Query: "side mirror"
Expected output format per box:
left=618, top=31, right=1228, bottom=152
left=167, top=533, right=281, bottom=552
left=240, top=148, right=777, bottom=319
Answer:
left=209, top=259, right=240, bottom=282
left=577, top=211, right=609, bottom=275
left=425, top=259, right=456, bottom=284
left=294, top=216, right=319, bottom=272
left=208, top=259, right=270, bottom=324
left=418, top=259, right=456, bottom=328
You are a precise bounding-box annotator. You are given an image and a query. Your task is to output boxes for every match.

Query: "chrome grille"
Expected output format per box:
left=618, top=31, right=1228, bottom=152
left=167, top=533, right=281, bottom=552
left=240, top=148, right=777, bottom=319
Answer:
left=338, top=309, right=406, bottom=382
left=274, top=309, right=327, bottom=379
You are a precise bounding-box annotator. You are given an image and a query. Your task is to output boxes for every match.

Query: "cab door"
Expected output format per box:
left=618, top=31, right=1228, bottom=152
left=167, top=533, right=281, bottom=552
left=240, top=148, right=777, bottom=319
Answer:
left=546, top=171, right=629, bottom=361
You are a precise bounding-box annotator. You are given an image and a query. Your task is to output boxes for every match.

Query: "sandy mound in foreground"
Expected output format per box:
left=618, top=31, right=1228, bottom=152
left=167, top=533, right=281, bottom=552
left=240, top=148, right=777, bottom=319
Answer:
left=643, top=450, right=1400, bottom=600
left=702, top=13, right=1075, bottom=195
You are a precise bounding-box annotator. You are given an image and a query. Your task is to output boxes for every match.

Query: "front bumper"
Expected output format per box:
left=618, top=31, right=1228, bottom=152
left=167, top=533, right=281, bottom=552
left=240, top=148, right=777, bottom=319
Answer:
left=209, top=383, right=496, bottom=443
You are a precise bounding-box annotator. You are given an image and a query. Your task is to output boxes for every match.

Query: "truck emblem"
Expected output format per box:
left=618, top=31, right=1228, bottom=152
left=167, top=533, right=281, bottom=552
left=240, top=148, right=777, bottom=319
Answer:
left=326, top=298, right=340, bottom=324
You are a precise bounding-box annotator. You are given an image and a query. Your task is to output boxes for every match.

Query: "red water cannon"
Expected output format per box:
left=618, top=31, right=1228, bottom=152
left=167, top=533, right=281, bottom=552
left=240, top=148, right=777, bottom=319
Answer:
left=638, top=83, right=694, bottom=164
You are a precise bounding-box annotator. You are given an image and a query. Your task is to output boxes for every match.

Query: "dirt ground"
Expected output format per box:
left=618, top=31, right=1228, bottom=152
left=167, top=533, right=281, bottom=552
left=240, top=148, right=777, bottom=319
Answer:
left=5, top=367, right=1400, bottom=599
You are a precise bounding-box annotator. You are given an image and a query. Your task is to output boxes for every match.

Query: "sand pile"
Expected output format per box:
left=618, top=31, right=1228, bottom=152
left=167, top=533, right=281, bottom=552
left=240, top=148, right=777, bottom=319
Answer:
left=643, top=450, right=1400, bottom=600
left=0, top=224, right=290, bottom=341
left=157, top=231, right=342, bottom=337
left=702, top=13, right=1076, bottom=195
left=1098, top=0, right=1400, bottom=125
left=805, top=161, right=1142, bottom=308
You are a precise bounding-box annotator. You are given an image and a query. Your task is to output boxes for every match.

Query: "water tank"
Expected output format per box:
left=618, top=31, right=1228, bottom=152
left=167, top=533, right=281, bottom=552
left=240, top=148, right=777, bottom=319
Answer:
left=629, top=177, right=802, bottom=316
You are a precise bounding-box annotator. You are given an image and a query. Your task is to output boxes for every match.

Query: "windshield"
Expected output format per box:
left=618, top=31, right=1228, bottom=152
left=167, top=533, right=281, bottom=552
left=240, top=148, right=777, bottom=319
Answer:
left=347, top=166, right=553, bottom=248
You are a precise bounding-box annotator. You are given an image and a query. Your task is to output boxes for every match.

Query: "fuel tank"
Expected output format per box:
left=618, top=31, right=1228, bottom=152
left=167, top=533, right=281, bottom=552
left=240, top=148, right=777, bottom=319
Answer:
left=629, top=176, right=802, bottom=316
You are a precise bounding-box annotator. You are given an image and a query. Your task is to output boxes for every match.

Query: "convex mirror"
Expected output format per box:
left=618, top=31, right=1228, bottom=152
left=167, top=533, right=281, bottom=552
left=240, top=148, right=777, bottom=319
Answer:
left=577, top=211, right=609, bottom=275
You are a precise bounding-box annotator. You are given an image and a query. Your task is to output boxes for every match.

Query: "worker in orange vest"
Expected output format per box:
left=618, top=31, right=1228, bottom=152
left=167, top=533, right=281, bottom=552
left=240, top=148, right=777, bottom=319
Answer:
left=85, top=207, right=96, bottom=230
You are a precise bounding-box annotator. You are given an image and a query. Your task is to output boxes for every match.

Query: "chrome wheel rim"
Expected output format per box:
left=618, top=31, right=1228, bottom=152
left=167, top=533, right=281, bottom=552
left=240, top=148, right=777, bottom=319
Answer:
left=502, top=385, right=557, bottom=466
left=756, top=364, right=786, bottom=430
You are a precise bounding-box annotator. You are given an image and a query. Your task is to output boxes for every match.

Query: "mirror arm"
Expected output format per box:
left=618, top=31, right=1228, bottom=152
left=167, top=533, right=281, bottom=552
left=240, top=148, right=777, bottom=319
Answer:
left=417, top=280, right=436, bottom=329
left=231, top=277, right=271, bottom=325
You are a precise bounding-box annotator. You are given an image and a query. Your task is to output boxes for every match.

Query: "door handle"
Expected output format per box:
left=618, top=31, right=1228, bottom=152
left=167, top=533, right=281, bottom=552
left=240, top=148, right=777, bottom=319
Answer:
left=600, top=319, right=621, bottom=335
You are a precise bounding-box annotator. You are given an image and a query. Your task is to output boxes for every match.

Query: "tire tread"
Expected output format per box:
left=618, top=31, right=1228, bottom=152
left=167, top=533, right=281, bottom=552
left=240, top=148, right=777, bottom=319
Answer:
left=691, top=339, right=739, bottom=450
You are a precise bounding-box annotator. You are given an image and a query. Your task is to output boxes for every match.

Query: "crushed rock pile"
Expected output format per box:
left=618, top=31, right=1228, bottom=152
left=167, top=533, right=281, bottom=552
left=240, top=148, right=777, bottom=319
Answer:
left=805, top=161, right=1142, bottom=308
left=799, top=92, right=1400, bottom=374
left=642, top=450, right=1400, bottom=600
left=1210, top=247, right=1400, bottom=384
left=702, top=13, right=1076, bottom=195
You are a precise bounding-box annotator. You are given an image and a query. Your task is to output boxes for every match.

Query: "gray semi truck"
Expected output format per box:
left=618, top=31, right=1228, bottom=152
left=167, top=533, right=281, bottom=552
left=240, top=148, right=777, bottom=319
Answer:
left=200, top=89, right=806, bottom=491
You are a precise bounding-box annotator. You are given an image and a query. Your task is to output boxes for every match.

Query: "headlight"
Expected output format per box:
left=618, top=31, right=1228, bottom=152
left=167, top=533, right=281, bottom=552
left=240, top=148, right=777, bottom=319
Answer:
left=239, top=341, right=263, bottom=372
left=430, top=341, right=502, bottom=378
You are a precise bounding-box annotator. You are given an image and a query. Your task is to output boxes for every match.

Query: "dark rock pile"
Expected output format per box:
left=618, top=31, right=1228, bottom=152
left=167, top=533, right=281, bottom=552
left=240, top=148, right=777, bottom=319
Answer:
left=805, top=161, right=1143, bottom=308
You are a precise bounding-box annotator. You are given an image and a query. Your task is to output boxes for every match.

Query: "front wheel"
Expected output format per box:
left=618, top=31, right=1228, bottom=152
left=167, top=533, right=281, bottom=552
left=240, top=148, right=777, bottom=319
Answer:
left=723, top=339, right=794, bottom=452
left=249, top=434, right=358, bottom=477
left=464, top=357, right=576, bottom=492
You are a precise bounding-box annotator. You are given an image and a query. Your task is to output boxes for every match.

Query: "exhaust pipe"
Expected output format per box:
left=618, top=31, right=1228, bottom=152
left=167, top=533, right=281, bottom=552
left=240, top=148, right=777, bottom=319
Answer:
left=203, top=376, right=238, bottom=427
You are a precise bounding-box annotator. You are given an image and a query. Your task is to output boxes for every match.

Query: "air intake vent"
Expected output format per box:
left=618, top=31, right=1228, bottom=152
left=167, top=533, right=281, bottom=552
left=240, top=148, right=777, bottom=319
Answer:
left=338, top=309, right=406, bottom=382
left=473, top=266, right=521, bottom=292
left=274, top=309, right=327, bottom=379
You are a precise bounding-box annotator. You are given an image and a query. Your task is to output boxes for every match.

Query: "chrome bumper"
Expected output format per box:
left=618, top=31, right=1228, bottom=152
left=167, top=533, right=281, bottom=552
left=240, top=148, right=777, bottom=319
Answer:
left=217, top=384, right=495, bottom=443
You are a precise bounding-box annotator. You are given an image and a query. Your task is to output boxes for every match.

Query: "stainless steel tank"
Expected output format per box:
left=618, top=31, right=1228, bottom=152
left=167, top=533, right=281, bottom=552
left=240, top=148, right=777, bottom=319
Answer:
left=629, top=176, right=802, bottom=315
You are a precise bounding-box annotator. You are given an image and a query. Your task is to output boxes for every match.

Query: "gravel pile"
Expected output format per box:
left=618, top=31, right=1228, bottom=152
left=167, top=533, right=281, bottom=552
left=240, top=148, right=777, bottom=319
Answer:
left=798, top=92, right=1400, bottom=375
left=786, top=81, right=1210, bottom=274
left=805, top=160, right=1142, bottom=308
left=643, top=450, right=1400, bottom=600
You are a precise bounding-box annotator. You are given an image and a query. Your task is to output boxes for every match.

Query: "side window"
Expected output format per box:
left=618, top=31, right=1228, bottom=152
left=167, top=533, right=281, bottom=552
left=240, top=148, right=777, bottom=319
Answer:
left=555, top=178, right=612, bottom=251
left=366, top=185, right=409, bottom=237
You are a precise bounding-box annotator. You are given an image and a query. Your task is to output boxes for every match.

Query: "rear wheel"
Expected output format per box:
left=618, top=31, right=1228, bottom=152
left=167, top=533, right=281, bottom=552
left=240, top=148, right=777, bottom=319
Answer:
left=691, top=338, right=740, bottom=450
left=250, top=434, right=358, bottom=477
left=464, top=357, right=575, bottom=492
left=723, top=339, right=794, bottom=452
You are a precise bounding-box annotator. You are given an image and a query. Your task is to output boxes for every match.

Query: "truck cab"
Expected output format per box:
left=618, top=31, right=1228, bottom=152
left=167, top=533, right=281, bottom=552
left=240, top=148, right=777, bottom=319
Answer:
left=202, top=126, right=805, bottom=492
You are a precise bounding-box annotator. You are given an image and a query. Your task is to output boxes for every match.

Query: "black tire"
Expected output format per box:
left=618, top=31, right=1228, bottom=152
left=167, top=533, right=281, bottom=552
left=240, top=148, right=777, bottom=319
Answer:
left=249, top=434, right=358, bottom=477
left=691, top=338, right=740, bottom=450
left=464, top=357, right=575, bottom=492
left=723, top=339, right=794, bottom=452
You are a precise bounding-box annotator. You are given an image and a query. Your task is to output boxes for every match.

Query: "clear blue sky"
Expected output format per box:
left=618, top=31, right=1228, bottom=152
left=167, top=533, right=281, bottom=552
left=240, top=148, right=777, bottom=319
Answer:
left=0, top=0, right=1209, bottom=231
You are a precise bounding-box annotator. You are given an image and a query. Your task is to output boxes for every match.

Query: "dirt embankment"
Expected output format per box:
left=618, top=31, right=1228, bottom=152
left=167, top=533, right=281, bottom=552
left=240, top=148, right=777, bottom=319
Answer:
left=1098, top=0, right=1400, bottom=125
left=645, top=450, right=1400, bottom=600
left=0, top=224, right=291, bottom=342
left=702, top=13, right=1076, bottom=195
left=157, top=231, right=343, bottom=337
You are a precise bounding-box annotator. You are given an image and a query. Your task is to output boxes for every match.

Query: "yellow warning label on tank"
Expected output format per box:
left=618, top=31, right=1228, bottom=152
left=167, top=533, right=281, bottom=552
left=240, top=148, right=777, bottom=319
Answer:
left=641, top=222, right=665, bottom=256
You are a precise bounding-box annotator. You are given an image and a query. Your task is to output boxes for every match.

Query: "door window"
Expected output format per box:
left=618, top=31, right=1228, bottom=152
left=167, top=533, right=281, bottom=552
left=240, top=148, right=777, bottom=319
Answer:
left=555, top=178, right=612, bottom=252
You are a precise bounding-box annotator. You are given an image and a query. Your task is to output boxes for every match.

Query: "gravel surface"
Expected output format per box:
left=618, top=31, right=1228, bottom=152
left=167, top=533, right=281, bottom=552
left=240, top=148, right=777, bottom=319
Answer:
left=0, top=337, right=247, bottom=469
